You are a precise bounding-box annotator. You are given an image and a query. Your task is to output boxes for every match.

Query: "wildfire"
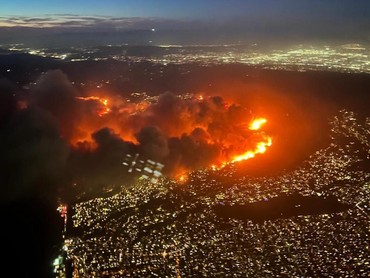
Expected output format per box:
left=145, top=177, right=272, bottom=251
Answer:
left=249, top=118, right=267, bottom=130
left=177, top=174, right=189, bottom=183
left=71, top=92, right=273, bottom=177
left=231, top=136, right=272, bottom=162
left=76, top=96, right=111, bottom=117
left=231, top=117, right=271, bottom=162
left=213, top=117, right=272, bottom=169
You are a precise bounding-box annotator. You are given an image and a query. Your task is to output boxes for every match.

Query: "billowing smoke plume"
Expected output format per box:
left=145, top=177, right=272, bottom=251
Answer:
left=0, top=76, right=69, bottom=204
left=1, top=70, right=271, bottom=196
left=136, top=126, right=170, bottom=160
left=68, top=128, right=137, bottom=192
left=30, top=70, right=81, bottom=140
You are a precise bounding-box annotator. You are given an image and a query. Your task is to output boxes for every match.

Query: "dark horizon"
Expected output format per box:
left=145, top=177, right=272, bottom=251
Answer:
left=1, top=1, right=370, bottom=47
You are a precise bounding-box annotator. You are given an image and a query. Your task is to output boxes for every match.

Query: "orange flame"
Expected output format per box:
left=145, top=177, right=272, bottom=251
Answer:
left=231, top=136, right=272, bottom=163
left=176, top=173, right=189, bottom=184
left=76, top=96, right=111, bottom=117
left=249, top=118, right=267, bottom=130
left=212, top=117, right=272, bottom=170
left=231, top=117, right=271, bottom=163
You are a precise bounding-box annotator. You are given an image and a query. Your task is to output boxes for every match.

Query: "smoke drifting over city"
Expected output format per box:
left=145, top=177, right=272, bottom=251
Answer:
left=0, top=70, right=274, bottom=199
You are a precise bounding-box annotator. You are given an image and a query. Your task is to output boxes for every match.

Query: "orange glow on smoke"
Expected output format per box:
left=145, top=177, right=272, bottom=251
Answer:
left=76, top=96, right=111, bottom=117
left=71, top=93, right=273, bottom=174
left=249, top=118, right=267, bottom=130
left=70, top=94, right=143, bottom=147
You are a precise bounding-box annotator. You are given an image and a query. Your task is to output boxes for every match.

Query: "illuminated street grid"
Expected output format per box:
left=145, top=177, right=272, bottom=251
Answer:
left=65, top=109, right=370, bottom=277
left=4, top=43, right=370, bottom=74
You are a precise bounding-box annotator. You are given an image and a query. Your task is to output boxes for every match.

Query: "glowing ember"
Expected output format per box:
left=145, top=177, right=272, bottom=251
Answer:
left=249, top=118, right=267, bottom=130
left=177, top=174, right=189, bottom=183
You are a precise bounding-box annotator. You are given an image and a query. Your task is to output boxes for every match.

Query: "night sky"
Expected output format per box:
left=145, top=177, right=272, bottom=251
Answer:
left=1, top=0, right=370, bottom=29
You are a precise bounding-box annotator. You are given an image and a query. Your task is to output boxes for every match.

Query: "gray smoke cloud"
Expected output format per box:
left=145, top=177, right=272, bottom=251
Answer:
left=30, top=70, right=81, bottom=140
left=0, top=78, right=69, bottom=204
